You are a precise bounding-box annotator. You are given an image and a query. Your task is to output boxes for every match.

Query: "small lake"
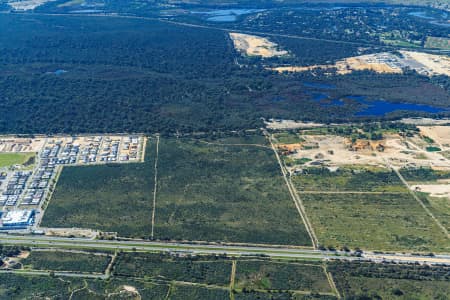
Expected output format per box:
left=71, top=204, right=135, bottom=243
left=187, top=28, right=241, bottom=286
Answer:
left=45, top=69, right=68, bottom=76
left=69, top=9, right=104, bottom=14
left=355, top=99, right=444, bottom=116
left=303, top=82, right=337, bottom=90
left=191, top=9, right=265, bottom=22
left=306, top=89, right=445, bottom=116
left=345, top=95, right=444, bottom=116
left=408, top=11, right=450, bottom=27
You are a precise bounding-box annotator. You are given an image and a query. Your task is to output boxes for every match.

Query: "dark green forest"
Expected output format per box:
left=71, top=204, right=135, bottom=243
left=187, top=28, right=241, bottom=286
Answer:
left=0, top=13, right=448, bottom=135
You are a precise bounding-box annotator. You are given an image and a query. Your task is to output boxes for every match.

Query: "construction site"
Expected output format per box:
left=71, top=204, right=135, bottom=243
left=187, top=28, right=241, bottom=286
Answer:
left=274, top=124, right=450, bottom=209
left=272, top=51, right=450, bottom=77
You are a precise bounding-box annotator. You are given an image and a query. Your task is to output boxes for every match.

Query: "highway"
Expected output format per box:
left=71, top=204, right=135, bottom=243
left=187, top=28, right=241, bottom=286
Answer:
left=1, top=234, right=449, bottom=266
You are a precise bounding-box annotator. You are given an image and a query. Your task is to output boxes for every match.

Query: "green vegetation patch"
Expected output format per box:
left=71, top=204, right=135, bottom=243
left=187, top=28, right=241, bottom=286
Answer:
left=169, top=284, right=229, bottom=300
left=292, top=167, right=407, bottom=192
left=301, top=193, right=449, bottom=252
left=330, top=261, right=450, bottom=300
left=399, top=167, right=450, bottom=183
left=0, top=153, right=34, bottom=168
left=114, top=252, right=232, bottom=286
left=426, top=146, right=441, bottom=152
left=0, top=273, right=80, bottom=299
left=274, top=132, right=304, bottom=144
left=41, top=138, right=157, bottom=238
left=22, top=251, right=111, bottom=273
left=0, top=273, right=168, bottom=300
left=235, top=260, right=332, bottom=293
left=234, top=291, right=336, bottom=300
left=154, top=137, right=311, bottom=245
left=416, top=193, right=450, bottom=231
left=425, top=36, right=450, bottom=50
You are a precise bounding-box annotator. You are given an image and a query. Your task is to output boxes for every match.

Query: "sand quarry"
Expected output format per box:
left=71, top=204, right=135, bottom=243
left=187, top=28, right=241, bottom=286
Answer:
left=280, top=134, right=447, bottom=170
left=230, top=33, right=288, bottom=58
left=271, top=51, right=450, bottom=77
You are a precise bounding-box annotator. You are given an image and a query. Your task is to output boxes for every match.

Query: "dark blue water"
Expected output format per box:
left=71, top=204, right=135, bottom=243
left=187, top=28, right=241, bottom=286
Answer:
left=307, top=93, right=444, bottom=115
left=192, top=9, right=264, bottom=22
left=303, top=82, right=336, bottom=90
left=356, top=99, right=444, bottom=116
left=312, top=93, right=329, bottom=101
left=69, top=9, right=104, bottom=13
left=345, top=96, right=444, bottom=116
left=54, top=69, right=67, bottom=75
left=272, top=96, right=286, bottom=102
left=45, top=69, right=68, bottom=76
left=408, top=11, right=435, bottom=20
left=408, top=11, right=450, bottom=27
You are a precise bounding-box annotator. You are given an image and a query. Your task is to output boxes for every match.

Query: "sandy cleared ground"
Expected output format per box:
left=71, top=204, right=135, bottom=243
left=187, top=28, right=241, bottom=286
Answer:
left=410, top=184, right=450, bottom=197
left=7, top=0, right=56, bottom=10
left=265, top=119, right=326, bottom=130
left=400, top=118, right=450, bottom=126
left=283, top=133, right=450, bottom=170
left=44, top=228, right=98, bottom=238
left=230, top=33, right=288, bottom=58
left=419, top=126, right=450, bottom=149
left=401, top=51, right=450, bottom=76
left=272, top=53, right=401, bottom=75
left=0, top=137, right=45, bottom=153
left=337, top=55, right=402, bottom=74
left=123, top=286, right=138, bottom=293
left=271, top=51, right=449, bottom=77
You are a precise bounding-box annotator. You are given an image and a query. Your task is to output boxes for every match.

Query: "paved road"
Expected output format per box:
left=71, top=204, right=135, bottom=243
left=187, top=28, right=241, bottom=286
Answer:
left=1, top=234, right=449, bottom=266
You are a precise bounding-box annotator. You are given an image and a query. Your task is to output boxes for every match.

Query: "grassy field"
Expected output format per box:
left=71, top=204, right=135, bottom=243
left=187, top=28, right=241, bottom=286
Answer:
left=114, top=252, right=232, bottom=286
left=235, top=260, right=332, bottom=293
left=42, top=135, right=310, bottom=245
left=169, top=284, right=230, bottom=300
left=0, top=152, right=34, bottom=168
left=417, top=192, right=450, bottom=231
left=330, top=261, right=450, bottom=300
left=153, top=137, right=311, bottom=245
left=273, top=132, right=305, bottom=144
left=22, top=250, right=111, bottom=273
left=399, top=167, right=450, bottom=183
left=301, top=193, right=449, bottom=252
left=41, top=137, right=157, bottom=238
left=0, top=273, right=169, bottom=299
left=0, top=273, right=79, bottom=299
left=425, top=36, right=450, bottom=50
left=292, top=167, right=407, bottom=192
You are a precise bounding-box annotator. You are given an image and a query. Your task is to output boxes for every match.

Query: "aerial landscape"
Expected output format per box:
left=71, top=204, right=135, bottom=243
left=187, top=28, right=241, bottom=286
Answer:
left=0, top=0, right=449, bottom=299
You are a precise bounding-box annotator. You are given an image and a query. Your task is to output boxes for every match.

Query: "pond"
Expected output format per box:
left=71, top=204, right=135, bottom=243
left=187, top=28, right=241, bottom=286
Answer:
left=408, top=11, right=450, bottom=27
left=191, top=9, right=265, bottom=22
left=305, top=89, right=445, bottom=116
left=355, top=98, right=445, bottom=116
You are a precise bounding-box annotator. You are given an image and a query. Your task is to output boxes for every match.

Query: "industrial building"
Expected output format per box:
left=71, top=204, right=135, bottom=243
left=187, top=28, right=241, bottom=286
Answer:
left=0, top=209, right=35, bottom=230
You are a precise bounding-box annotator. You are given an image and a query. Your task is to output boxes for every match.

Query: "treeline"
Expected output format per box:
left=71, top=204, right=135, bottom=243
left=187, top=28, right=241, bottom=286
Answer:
left=329, top=261, right=450, bottom=281
left=0, top=14, right=448, bottom=135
